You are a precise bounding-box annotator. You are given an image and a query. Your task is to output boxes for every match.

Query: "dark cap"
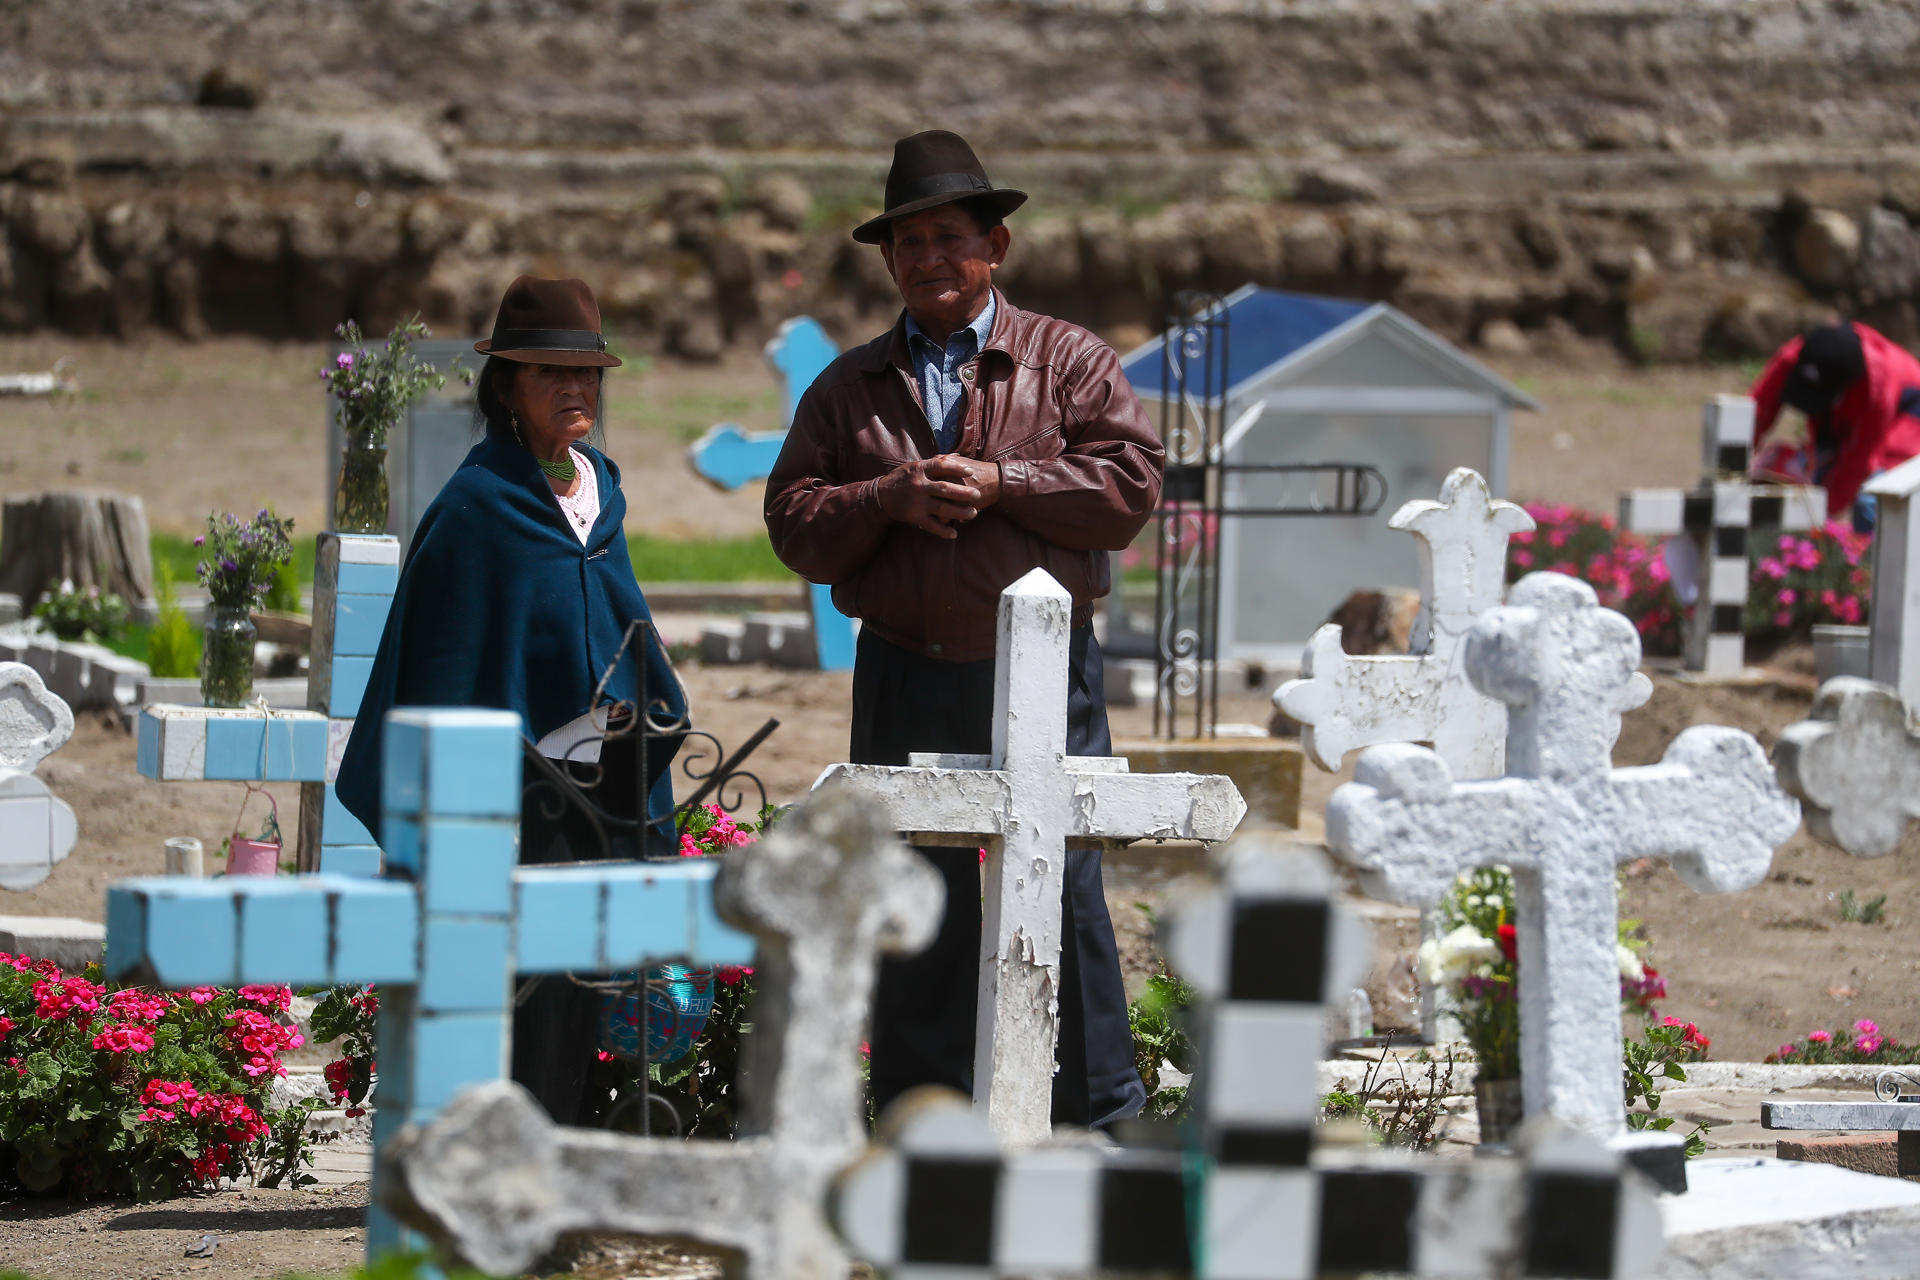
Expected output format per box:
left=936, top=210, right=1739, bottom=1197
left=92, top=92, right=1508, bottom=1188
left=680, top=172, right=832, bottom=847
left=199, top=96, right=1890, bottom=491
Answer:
left=851, top=130, right=1027, bottom=245
left=1782, top=324, right=1864, bottom=416
left=474, top=275, right=621, bottom=368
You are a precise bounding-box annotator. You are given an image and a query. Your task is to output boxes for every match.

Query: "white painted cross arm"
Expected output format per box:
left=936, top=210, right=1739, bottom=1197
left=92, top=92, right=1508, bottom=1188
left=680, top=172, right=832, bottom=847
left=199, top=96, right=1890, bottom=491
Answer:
left=1775, top=677, right=1920, bottom=857
left=814, top=756, right=1245, bottom=847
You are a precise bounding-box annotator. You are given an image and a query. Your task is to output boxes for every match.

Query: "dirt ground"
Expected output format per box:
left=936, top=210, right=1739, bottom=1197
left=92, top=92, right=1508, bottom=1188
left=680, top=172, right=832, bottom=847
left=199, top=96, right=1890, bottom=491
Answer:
left=1, top=332, right=1912, bottom=1277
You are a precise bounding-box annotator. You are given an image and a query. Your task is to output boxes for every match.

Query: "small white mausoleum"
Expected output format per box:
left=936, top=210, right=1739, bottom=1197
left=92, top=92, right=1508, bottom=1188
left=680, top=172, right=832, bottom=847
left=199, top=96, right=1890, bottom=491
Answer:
left=1119, top=287, right=1539, bottom=665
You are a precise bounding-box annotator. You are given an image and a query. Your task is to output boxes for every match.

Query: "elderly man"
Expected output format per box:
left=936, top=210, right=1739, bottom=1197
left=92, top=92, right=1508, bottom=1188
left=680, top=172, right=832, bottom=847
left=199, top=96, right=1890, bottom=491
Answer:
left=765, top=130, right=1163, bottom=1130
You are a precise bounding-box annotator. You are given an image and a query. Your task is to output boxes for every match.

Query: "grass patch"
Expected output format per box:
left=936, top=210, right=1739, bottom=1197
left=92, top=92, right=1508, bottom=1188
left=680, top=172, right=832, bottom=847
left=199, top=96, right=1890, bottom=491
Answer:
left=608, top=384, right=784, bottom=445
left=628, top=533, right=786, bottom=582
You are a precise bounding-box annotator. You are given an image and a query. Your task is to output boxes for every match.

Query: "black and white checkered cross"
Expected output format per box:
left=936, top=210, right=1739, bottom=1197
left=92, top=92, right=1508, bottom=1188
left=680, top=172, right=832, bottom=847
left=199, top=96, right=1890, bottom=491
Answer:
left=830, top=837, right=1664, bottom=1279
left=1618, top=394, right=1826, bottom=676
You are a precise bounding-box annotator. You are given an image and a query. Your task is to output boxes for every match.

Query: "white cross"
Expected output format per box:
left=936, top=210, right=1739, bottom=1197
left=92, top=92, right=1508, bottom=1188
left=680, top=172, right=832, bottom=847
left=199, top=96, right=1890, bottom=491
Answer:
left=380, top=786, right=945, bottom=1280
left=1776, top=676, right=1920, bottom=857
left=1326, top=572, right=1799, bottom=1137
left=1276, top=467, right=1533, bottom=777
left=0, top=662, right=77, bottom=890
left=831, top=834, right=1666, bottom=1279
left=1275, top=468, right=1531, bottom=1041
left=817, top=568, right=1247, bottom=1144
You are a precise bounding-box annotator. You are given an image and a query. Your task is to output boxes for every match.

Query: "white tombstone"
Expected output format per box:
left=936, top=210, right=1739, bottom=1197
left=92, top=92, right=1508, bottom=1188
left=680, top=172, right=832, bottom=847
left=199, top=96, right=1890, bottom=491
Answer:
left=1277, top=467, right=1532, bottom=777
left=817, top=569, right=1247, bottom=1145
left=381, top=786, right=944, bottom=1280
left=1276, top=467, right=1532, bottom=1042
left=1776, top=676, right=1920, bottom=857
left=1865, top=454, right=1920, bottom=713
left=1325, top=572, right=1799, bottom=1151
left=0, top=662, right=78, bottom=890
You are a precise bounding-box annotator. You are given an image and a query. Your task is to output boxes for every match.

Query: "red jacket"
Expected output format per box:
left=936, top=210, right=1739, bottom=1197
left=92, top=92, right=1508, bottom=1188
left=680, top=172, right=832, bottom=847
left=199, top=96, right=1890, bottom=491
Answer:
left=1751, top=322, right=1920, bottom=511
left=764, top=291, right=1163, bottom=662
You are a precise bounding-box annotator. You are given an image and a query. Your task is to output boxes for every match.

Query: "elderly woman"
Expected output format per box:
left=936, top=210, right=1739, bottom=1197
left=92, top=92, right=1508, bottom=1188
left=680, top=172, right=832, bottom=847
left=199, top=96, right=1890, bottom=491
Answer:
left=335, top=275, right=684, bottom=1124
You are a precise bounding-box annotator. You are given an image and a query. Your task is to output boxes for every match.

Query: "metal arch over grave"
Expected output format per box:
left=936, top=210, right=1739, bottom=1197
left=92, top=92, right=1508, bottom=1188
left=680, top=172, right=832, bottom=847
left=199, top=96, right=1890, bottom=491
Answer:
left=1114, top=288, right=1539, bottom=730
left=1618, top=394, right=1826, bottom=677
left=378, top=785, right=943, bottom=1280
left=0, top=662, right=77, bottom=890
left=1326, top=571, right=1800, bottom=1187
left=686, top=317, right=856, bottom=671
left=820, top=568, right=1247, bottom=1144
left=109, top=705, right=759, bottom=1261
left=830, top=835, right=1665, bottom=1279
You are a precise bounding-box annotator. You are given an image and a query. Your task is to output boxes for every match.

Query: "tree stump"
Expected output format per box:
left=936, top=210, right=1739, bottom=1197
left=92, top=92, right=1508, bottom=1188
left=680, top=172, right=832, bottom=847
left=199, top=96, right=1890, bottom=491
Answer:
left=0, top=490, right=157, bottom=619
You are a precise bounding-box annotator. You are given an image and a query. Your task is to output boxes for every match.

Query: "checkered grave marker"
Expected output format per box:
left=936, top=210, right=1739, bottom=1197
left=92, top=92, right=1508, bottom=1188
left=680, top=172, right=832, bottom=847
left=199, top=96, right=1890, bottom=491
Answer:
left=1326, top=572, right=1799, bottom=1169
left=1618, top=394, right=1826, bottom=676
left=377, top=784, right=943, bottom=1280
left=0, top=662, right=77, bottom=890
left=819, top=568, right=1246, bottom=1144
left=831, top=835, right=1664, bottom=1278
left=108, top=706, right=757, bottom=1262
left=1275, top=466, right=1531, bottom=1040
left=1776, top=676, right=1920, bottom=857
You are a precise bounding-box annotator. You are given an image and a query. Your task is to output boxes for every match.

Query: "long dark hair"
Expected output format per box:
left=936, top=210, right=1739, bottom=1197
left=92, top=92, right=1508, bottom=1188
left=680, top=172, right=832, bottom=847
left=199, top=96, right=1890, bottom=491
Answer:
left=472, top=355, right=608, bottom=449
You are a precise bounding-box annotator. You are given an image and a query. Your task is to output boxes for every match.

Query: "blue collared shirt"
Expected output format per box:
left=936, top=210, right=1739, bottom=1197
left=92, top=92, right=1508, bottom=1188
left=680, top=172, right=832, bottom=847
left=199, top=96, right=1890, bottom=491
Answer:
left=905, top=293, right=996, bottom=453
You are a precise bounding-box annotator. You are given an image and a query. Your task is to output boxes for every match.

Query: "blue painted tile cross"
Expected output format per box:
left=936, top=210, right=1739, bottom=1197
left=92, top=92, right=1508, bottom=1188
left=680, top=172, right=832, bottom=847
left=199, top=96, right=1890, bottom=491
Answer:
left=685, top=316, right=856, bottom=671
left=105, top=706, right=754, bottom=1259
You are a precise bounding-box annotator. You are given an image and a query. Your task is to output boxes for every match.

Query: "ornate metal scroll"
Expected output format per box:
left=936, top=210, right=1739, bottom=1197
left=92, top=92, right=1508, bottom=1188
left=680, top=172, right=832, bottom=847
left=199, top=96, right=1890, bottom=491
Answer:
left=519, top=619, right=779, bottom=861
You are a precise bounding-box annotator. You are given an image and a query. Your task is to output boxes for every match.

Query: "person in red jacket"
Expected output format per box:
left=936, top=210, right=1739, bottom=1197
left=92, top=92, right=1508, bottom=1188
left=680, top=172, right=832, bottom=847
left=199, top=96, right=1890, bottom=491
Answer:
left=1750, top=322, right=1920, bottom=529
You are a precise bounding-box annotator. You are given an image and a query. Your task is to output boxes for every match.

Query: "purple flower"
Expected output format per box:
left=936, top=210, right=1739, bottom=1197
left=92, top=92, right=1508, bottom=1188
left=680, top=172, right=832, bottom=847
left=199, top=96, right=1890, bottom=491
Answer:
left=193, top=536, right=205, bottom=547
left=220, top=558, right=238, bottom=574
left=336, top=352, right=355, bottom=370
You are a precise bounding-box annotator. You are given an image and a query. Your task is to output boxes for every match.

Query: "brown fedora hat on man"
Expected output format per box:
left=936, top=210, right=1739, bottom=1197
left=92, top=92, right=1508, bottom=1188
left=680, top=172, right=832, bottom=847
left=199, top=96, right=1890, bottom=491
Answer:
left=474, top=275, right=621, bottom=367
left=851, top=130, right=1028, bottom=245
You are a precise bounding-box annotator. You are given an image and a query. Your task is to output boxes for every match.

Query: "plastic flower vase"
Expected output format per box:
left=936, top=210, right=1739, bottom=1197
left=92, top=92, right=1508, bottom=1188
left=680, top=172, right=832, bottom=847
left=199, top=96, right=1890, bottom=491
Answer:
left=597, top=964, right=716, bottom=1063
left=226, top=836, right=280, bottom=876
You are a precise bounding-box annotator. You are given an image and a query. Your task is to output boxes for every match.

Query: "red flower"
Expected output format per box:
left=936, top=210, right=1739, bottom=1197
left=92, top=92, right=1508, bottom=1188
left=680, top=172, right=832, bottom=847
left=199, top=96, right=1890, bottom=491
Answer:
left=1496, top=923, right=1517, bottom=962
left=716, top=965, right=754, bottom=987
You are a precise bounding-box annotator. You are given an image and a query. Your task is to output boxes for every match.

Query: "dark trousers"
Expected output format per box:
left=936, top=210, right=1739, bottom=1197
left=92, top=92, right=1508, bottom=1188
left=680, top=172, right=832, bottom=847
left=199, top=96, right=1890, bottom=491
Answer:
left=853, top=625, right=1146, bottom=1129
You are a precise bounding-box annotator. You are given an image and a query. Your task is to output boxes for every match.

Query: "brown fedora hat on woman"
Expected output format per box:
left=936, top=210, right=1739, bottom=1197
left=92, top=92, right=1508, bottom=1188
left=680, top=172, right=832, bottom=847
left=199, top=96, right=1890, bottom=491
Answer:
left=851, top=130, right=1028, bottom=245
left=474, top=275, right=621, bottom=367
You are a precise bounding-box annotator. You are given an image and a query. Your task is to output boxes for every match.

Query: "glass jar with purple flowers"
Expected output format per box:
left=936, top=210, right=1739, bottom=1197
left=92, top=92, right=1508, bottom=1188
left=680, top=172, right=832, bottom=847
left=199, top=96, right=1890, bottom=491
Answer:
left=194, top=509, right=295, bottom=707
left=321, top=317, right=462, bottom=535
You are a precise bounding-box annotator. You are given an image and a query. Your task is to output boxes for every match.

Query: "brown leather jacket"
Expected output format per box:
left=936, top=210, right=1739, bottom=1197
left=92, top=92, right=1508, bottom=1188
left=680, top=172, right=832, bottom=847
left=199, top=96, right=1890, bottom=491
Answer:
left=764, top=291, right=1164, bottom=662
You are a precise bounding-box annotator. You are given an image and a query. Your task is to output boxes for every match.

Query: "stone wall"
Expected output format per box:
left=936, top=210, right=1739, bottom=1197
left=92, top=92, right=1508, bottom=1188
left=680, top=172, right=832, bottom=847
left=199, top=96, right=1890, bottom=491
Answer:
left=4, top=0, right=1920, bottom=360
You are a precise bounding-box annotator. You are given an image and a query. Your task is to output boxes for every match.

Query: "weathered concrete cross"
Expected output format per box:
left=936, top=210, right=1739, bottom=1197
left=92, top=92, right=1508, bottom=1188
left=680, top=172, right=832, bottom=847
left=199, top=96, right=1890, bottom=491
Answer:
left=1276, top=466, right=1533, bottom=777
left=1776, top=676, right=1920, bottom=857
left=0, top=661, right=77, bottom=890
left=380, top=785, right=944, bottom=1280
left=819, top=568, right=1246, bottom=1144
left=1326, top=572, right=1799, bottom=1147
left=831, top=834, right=1665, bottom=1278
left=1276, top=467, right=1531, bottom=1040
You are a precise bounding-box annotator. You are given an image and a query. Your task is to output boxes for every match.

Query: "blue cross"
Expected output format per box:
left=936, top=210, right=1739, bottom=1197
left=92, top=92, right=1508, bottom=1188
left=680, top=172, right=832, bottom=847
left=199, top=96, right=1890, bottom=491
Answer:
left=108, top=705, right=754, bottom=1259
left=686, top=317, right=856, bottom=671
